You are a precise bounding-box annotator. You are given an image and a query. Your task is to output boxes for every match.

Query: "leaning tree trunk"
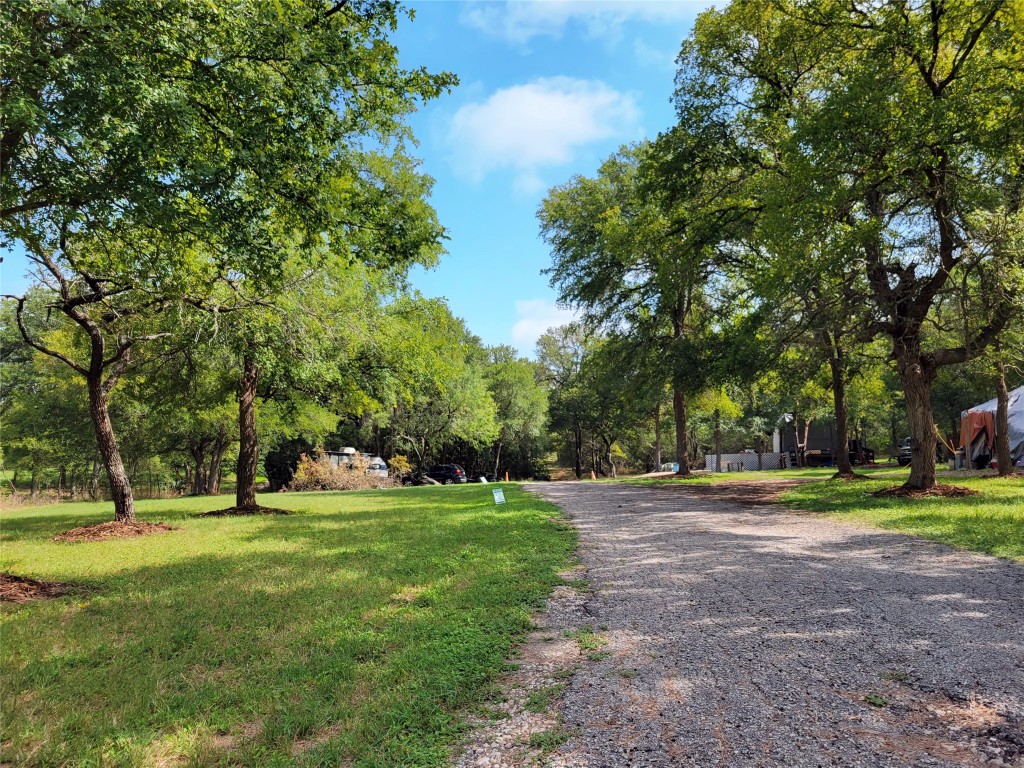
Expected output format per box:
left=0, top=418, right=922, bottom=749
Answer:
left=235, top=354, right=260, bottom=509
left=994, top=357, right=1012, bottom=477
left=827, top=348, right=855, bottom=477
left=894, top=339, right=938, bottom=490
left=87, top=370, right=136, bottom=522
left=673, top=384, right=690, bottom=475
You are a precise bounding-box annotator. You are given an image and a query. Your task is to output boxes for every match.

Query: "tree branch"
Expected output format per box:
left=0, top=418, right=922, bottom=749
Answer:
left=8, top=295, right=89, bottom=376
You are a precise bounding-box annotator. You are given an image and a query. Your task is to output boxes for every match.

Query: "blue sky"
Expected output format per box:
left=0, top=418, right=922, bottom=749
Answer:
left=395, top=0, right=711, bottom=355
left=0, top=1, right=712, bottom=356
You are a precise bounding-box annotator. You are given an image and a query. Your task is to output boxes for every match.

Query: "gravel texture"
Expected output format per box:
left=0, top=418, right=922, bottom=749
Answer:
left=520, top=481, right=1024, bottom=768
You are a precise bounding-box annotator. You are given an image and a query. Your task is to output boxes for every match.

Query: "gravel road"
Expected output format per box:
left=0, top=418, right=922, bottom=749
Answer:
left=524, top=481, right=1024, bottom=768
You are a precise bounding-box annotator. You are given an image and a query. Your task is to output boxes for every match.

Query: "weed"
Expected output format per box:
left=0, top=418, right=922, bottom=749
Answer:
left=880, top=670, right=910, bottom=683
left=527, top=727, right=578, bottom=752
left=864, top=693, right=889, bottom=707
left=524, top=683, right=567, bottom=714
left=566, top=625, right=605, bottom=652
left=553, top=666, right=579, bottom=681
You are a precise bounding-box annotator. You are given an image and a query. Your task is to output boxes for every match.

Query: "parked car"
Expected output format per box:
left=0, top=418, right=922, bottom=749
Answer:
left=365, top=457, right=388, bottom=478
left=897, top=437, right=913, bottom=466
left=423, top=464, right=468, bottom=484
left=848, top=439, right=875, bottom=465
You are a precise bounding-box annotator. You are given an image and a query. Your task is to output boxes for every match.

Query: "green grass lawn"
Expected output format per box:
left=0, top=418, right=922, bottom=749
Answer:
left=1, top=485, right=574, bottom=767
left=780, top=474, right=1024, bottom=562
left=621, top=466, right=1023, bottom=562
left=621, top=465, right=904, bottom=485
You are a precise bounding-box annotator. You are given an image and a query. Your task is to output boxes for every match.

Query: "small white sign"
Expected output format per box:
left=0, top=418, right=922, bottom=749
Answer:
left=492, top=488, right=506, bottom=505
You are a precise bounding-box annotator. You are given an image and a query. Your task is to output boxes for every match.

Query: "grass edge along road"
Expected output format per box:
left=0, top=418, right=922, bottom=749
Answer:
left=780, top=474, right=1024, bottom=563
left=626, top=468, right=1023, bottom=563
left=0, top=485, right=575, bottom=767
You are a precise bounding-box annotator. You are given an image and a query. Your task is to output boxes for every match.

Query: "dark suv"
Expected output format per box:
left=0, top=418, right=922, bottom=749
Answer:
left=424, top=464, right=468, bottom=484
left=897, top=437, right=912, bottom=466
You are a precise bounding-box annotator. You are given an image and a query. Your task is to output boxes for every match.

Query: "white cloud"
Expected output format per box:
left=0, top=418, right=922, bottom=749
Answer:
left=512, top=299, right=579, bottom=353
left=461, top=1, right=708, bottom=45
left=448, top=77, right=639, bottom=192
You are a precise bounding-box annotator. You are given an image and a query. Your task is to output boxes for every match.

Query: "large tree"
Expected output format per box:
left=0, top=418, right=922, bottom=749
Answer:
left=2, top=0, right=454, bottom=520
left=540, top=144, right=729, bottom=475
left=674, top=0, right=1023, bottom=489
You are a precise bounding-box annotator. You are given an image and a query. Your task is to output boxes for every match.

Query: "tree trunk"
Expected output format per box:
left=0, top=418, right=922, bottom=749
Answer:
left=995, top=356, right=1012, bottom=477
left=493, top=440, right=503, bottom=479
left=236, top=353, right=260, bottom=509
left=30, top=459, right=39, bottom=497
left=87, top=371, right=136, bottom=522
left=894, top=340, right=937, bottom=490
left=828, top=348, right=854, bottom=476
left=189, top=438, right=209, bottom=496
left=573, top=422, right=583, bottom=479
left=207, top=435, right=228, bottom=494
left=673, top=384, right=690, bottom=475
left=605, top=438, right=617, bottom=478
left=714, top=408, right=722, bottom=472
left=653, top=402, right=662, bottom=470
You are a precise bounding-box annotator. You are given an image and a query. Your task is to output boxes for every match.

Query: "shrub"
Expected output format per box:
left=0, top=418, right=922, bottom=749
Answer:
left=387, top=455, right=411, bottom=478
left=288, top=452, right=397, bottom=491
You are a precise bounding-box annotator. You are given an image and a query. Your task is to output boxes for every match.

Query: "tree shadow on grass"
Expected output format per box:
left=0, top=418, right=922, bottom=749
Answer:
left=1, top=487, right=574, bottom=767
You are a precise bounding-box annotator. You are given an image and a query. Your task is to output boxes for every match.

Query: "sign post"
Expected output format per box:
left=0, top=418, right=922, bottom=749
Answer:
left=492, top=488, right=506, bottom=505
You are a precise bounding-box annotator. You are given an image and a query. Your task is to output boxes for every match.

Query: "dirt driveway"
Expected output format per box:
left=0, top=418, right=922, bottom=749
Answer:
left=524, top=481, right=1024, bottom=767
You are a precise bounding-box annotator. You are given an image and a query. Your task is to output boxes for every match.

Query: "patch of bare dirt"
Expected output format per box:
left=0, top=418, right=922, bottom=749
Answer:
left=195, top=505, right=291, bottom=517
left=872, top=483, right=979, bottom=499
left=210, top=720, right=263, bottom=752
left=290, top=724, right=348, bottom=758
left=0, top=573, right=78, bottom=604
left=672, top=479, right=808, bottom=507
left=842, top=686, right=1023, bottom=767
left=53, top=521, right=179, bottom=542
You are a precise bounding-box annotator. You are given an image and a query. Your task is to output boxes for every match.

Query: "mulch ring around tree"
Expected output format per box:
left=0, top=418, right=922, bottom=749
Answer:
left=195, top=505, right=291, bottom=517
left=872, top=483, right=979, bottom=499
left=53, top=521, right=180, bottom=543
left=1, top=573, right=79, bottom=604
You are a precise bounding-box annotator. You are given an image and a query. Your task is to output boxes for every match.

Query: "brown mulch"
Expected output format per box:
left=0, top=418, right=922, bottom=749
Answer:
left=53, top=521, right=180, bottom=543
left=1, top=573, right=78, bottom=604
left=195, top=505, right=291, bottom=517
left=872, top=483, right=979, bottom=499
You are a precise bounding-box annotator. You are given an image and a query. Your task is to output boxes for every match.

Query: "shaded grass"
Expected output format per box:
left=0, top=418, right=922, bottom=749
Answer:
left=622, top=465, right=911, bottom=486
left=779, top=475, right=1024, bottom=561
left=0, top=485, right=575, bottom=767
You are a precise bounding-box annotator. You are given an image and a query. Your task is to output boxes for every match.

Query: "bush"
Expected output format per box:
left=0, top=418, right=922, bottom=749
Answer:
left=289, top=451, right=397, bottom=491
left=388, top=455, right=411, bottom=478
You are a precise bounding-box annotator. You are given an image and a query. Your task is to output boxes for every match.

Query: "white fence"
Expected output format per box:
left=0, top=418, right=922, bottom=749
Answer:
left=705, top=452, right=789, bottom=472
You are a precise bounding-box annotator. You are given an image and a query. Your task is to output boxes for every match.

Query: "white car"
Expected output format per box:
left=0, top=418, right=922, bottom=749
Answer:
left=365, top=457, right=389, bottom=478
